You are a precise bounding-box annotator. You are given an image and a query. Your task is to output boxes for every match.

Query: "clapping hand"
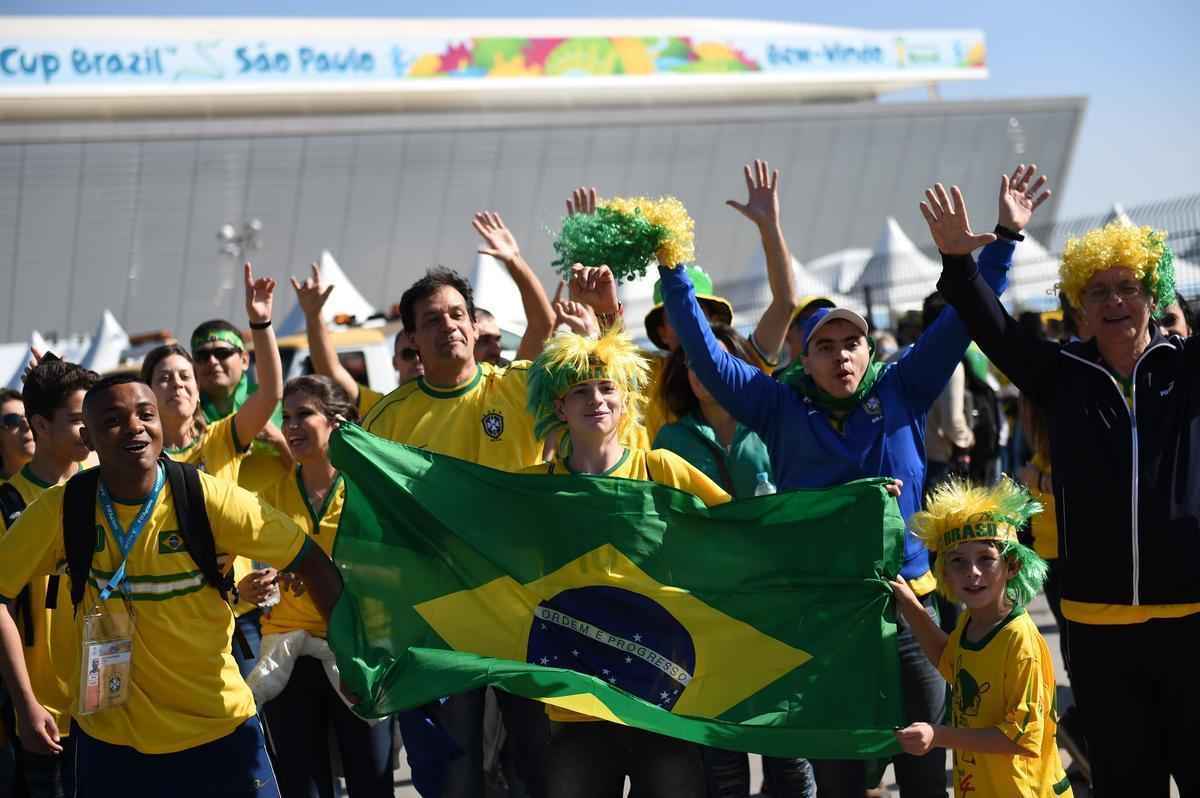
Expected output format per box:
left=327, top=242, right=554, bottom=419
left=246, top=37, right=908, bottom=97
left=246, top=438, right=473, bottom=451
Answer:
left=920, top=184, right=997, bottom=255
left=554, top=299, right=600, bottom=338
left=569, top=264, right=620, bottom=315
left=726, top=159, right=780, bottom=229
left=998, top=164, right=1051, bottom=232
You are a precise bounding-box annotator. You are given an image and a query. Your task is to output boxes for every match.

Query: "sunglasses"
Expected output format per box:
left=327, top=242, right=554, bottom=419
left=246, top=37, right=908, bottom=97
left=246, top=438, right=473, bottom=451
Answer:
left=194, top=346, right=242, bottom=362
left=398, top=348, right=421, bottom=362
left=1, top=412, right=26, bottom=430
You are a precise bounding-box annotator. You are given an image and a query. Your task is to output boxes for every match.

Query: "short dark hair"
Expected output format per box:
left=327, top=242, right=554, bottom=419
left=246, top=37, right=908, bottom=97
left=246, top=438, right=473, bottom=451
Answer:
left=82, top=373, right=148, bottom=417
left=660, top=322, right=755, bottom=418
left=283, top=375, right=359, bottom=423
left=190, top=319, right=244, bottom=351
left=23, top=360, right=99, bottom=423
left=921, top=291, right=947, bottom=331
left=0, top=388, right=22, bottom=406
left=399, top=268, right=476, bottom=333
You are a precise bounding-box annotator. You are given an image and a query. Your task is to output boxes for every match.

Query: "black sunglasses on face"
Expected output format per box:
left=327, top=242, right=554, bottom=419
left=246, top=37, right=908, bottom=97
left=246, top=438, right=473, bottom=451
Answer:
left=1, top=413, right=25, bottom=430
left=194, top=346, right=241, bottom=362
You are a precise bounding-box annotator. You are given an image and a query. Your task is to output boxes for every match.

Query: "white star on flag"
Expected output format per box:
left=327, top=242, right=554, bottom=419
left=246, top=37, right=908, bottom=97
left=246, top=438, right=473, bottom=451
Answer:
left=601, top=668, right=610, bottom=675
left=660, top=691, right=670, bottom=700
left=633, top=633, right=642, bottom=642
left=624, top=656, right=633, bottom=664
left=572, top=649, right=580, bottom=657
left=539, top=657, right=549, bottom=665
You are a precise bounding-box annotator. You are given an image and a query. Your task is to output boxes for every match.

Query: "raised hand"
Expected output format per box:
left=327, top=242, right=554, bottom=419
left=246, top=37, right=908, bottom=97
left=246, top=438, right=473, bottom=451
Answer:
left=726, top=159, right=780, bottom=229
left=566, top=186, right=598, bottom=217
left=554, top=300, right=600, bottom=338
left=472, top=212, right=522, bottom=264
left=289, top=262, right=335, bottom=319
left=569, top=264, right=619, bottom=315
left=244, top=262, right=276, bottom=324
left=920, top=184, right=997, bottom=255
left=997, top=164, right=1052, bottom=232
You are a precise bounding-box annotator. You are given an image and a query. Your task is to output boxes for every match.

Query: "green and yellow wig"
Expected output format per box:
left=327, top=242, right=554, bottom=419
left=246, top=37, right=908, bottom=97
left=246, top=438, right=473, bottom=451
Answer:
left=911, top=476, right=1048, bottom=607
left=1059, top=222, right=1177, bottom=317
left=526, top=328, right=649, bottom=443
left=551, top=195, right=696, bottom=281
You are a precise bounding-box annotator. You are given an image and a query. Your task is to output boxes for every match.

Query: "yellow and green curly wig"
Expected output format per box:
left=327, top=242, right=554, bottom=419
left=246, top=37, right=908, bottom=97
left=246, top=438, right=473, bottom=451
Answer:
left=550, top=195, right=696, bottom=281
left=911, top=476, right=1048, bottom=607
left=526, top=328, right=650, bottom=442
left=1059, top=222, right=1177, bottom=317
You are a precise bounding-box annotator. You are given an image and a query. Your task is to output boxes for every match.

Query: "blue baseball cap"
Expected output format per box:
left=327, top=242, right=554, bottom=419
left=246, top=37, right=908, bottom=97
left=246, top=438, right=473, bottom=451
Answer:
left=801, top=307, right=870, bottom=354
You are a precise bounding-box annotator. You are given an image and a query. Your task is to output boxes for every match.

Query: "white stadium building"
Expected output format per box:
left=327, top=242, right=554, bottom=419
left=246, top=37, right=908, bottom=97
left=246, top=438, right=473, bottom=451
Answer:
left=0, top=16, right=1087, bottom=349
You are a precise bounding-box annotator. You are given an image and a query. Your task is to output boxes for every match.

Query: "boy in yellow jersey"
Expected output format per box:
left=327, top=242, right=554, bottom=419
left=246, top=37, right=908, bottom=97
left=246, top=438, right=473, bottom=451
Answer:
left=289, top=260, right=425, bottom=420
left=0, top=360, right=97, bottom=798
left=0, top=375, right=345, bottom=798
left=362, top=211, right=558, bottom=798
left=254, top=375, right=394, bottom=797
left=562, top=161, right=799, bottom=441
left=521, top=327, right=727, bottom=797
left=890, top=477, right=1072, bottom=798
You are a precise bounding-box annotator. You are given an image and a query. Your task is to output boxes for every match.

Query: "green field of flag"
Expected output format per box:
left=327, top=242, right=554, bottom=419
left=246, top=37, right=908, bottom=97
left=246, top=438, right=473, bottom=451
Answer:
left=327, top=424, right=905, bottom=758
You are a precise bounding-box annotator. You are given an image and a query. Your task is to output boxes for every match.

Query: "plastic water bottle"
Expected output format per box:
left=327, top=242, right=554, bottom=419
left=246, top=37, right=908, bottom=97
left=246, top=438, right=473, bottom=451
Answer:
left=754, top=472, right=777, bottom=497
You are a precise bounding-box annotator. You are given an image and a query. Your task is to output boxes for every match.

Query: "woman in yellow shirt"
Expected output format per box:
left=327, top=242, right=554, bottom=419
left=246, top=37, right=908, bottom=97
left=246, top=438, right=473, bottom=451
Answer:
left=139, top=268, right=286, bottom=679
left=524, top=327, right=729, bottom=798
left=257, top=375, right=394, bottom=798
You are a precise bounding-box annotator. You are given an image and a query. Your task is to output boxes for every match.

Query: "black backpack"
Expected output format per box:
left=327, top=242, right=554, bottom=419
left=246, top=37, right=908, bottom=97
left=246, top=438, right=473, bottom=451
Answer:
left=962, top=360, right=1002, bottom=462
left=0, top=481, right=37, bottom=645
left=62, top=457, right=233, bottom=612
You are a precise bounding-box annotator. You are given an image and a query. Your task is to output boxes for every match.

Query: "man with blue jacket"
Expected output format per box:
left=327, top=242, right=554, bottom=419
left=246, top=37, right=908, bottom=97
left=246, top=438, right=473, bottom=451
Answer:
left=659, top=165, right=1050, bottom=797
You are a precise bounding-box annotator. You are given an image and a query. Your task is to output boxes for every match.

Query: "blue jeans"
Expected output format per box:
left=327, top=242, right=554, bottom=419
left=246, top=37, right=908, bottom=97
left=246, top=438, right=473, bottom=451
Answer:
left=811, top=591, right=948, bottom=797
left=262, top=655, right=393, bottom=798
left=72, top=716, right=278, bottom=798
left=232, top=609, right=263, bottom=680
left=700, top=748, right=815, bottom=797
left=545, top=721, right=704, bottom=797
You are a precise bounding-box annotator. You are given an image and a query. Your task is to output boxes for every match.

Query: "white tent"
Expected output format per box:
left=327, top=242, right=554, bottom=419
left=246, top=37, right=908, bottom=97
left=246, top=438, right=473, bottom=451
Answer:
left=806, top=248, right=873, bottom=295
left=850, top=217, right=942, bottom=319
left=725, top=252, right=864, bottom=320
left=1009, top=233, right=1061, bottom=311
left=1105, top=203, right=1135, bottom=227
left=80, top=310, right=130, bottom=374
left=5, top=331, right=48, bottom=390
left=277, top=251, right=377, bottom=337
left=470, top=253, right=528, bottom=354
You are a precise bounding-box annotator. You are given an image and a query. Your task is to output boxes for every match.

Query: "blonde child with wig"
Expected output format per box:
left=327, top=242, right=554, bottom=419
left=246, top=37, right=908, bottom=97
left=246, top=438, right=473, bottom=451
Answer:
left=891, top=477, right=1071, bottom=797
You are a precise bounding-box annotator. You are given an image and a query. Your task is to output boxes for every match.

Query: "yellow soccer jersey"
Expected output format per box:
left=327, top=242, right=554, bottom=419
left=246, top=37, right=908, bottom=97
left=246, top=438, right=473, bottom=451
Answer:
left=521, top=446, right=730, bottom=723
left=357, top=384, right=384, bottom=419
left=363, top=362, right=541, bottom=473
left=162, top=416, right=248, bottom=484
left=938, top=607, right=1072, bottom=797
left=259, top=468, right=344, bottom=639
left=0, top=469, right=309, bottom=755
left=4, top=466, right=74, bottom=739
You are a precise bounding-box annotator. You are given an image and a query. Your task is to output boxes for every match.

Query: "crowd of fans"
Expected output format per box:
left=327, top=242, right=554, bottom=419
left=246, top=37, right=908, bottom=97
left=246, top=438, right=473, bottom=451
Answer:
left=0, top=159, right=1195, bottom=798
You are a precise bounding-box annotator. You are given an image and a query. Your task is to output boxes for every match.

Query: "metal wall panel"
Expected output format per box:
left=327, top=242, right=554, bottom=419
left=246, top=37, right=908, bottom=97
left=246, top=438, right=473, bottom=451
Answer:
left=0, top=98, right=1087, bottom=343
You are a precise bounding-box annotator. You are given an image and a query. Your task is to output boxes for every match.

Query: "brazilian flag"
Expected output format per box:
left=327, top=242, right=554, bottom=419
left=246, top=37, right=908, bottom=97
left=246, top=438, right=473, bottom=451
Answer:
left=327, top=423, right=905, bottom=758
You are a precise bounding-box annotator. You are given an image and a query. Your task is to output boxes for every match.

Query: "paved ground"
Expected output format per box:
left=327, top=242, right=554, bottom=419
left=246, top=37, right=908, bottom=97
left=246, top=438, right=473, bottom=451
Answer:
left=384, top=593, right=1173, bottom=796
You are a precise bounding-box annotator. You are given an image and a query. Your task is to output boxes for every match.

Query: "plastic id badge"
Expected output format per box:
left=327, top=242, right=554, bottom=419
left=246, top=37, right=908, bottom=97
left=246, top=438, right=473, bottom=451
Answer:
left=78, top=603, right=134, bottom=716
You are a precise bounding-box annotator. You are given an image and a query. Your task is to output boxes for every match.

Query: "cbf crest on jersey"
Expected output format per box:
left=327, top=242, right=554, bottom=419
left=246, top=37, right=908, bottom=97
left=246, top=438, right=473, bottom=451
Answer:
left=482, top=409, right=505, bottom=440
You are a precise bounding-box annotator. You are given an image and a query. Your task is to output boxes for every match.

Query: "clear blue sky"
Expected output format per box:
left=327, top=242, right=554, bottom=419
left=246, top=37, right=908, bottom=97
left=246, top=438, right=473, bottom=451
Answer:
left=4, top=0, right=1197, bottom=219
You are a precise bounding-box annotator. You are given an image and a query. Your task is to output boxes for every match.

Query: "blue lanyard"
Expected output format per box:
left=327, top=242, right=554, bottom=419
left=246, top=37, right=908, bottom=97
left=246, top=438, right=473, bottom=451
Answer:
left=97, top=464, right=165, bottom=602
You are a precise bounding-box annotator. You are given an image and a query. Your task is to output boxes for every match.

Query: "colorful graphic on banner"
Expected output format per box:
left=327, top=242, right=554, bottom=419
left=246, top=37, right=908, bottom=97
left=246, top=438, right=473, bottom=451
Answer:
left=0, top=32, right=985, bottom=90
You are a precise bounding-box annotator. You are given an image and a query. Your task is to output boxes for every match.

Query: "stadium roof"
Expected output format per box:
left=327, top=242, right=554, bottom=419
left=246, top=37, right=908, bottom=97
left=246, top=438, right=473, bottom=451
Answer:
left=1, top=17, right=986, bottom=118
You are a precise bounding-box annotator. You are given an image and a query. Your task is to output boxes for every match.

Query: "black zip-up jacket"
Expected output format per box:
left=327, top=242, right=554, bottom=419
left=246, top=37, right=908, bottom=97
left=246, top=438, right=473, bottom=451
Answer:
left=938, top=253, right=1200, bottom=608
